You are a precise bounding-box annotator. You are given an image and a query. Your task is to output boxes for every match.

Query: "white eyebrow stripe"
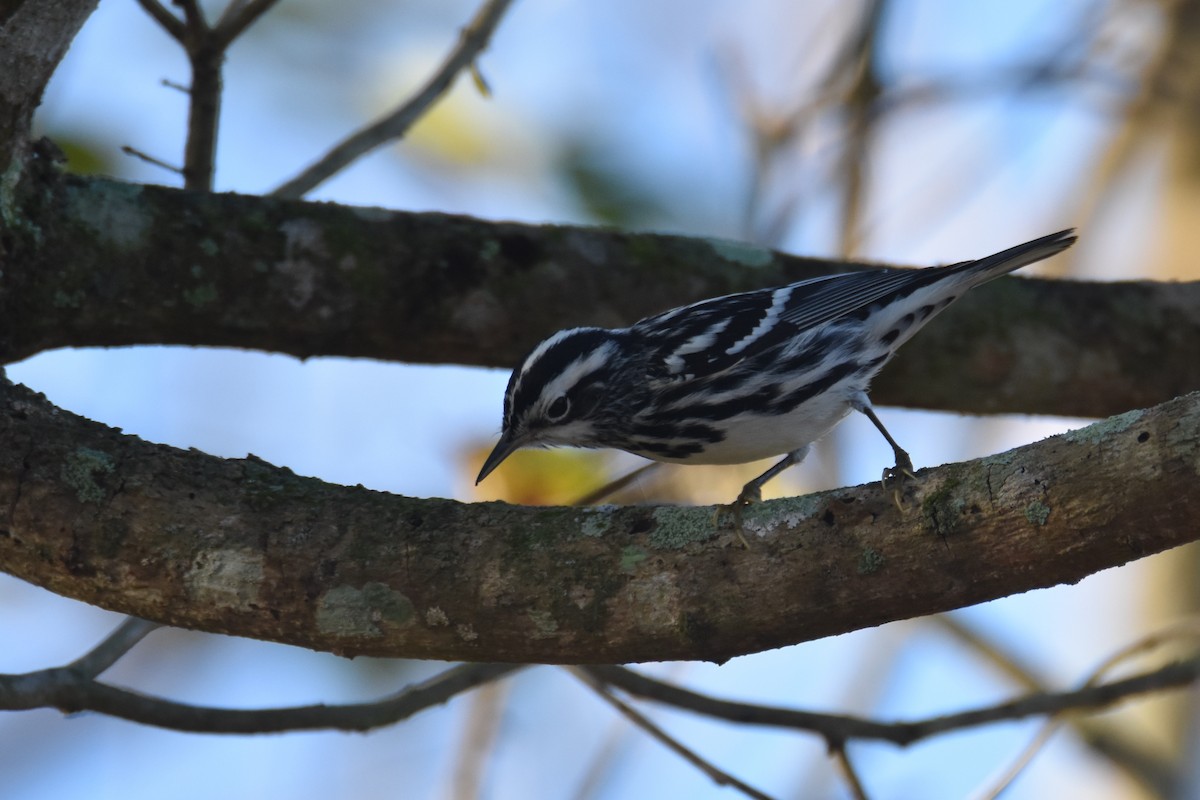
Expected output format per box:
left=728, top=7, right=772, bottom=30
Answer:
left=519, top=328, right=587, bottom=381
left=540, top=340, right=618, bottom=403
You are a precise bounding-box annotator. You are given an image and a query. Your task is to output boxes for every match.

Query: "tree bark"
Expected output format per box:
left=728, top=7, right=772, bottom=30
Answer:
left=2, top=374, right=1196, bottom=664
left=0, top=0, right=98, bottom=174
left=3, top=0, right=1200, bottom=670
left=4, top=170, right=1199, bottom=419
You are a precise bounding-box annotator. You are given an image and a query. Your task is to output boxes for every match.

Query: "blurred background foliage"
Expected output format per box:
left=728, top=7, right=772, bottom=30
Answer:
left=6, top=0, right=1200, bottom=798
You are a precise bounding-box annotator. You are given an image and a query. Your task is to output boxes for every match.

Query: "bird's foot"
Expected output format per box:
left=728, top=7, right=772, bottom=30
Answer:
left=881, top=452, right=917, bottom=512
left=713, top=483, right=761, bottom=549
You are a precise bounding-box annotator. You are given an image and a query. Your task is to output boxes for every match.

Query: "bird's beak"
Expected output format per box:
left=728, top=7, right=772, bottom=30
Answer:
left=476, top=431, right=523, bottom=484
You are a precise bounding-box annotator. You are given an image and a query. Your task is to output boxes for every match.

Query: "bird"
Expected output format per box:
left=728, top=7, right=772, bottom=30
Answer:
left=476, top=230, right=1076, bottom=507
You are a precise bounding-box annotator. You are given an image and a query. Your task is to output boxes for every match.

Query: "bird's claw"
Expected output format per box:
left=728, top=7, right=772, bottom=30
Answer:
left=713, top=486, right=759, bottom=549
left=881, top=453, right=917, bottom=512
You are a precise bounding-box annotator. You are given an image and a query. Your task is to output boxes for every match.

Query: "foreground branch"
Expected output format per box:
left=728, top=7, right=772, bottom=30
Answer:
left=2, top=372, right=1197, bottom=663
left=0, top=0, right=98, bottom=171
left=4, top=174, right=1199, bottom=419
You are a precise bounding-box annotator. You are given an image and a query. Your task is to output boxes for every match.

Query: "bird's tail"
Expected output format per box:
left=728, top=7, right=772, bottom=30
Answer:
left=953, top=228, right=1077, bottom=285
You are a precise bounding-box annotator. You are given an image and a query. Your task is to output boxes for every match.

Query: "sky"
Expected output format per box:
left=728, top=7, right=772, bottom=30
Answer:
left=0, top=1, right=1183, bottom=798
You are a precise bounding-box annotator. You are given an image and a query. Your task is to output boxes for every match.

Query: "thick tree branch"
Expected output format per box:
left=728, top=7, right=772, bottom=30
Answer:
left=1, top=371, right=1197, bottom=664
left=4, top=172, right=1198, bottom=419
left=0, top=0, right=98, bottom=173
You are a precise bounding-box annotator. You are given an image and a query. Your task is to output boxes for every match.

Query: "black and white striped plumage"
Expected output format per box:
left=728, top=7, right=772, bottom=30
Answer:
left=477, top=230, right=1076, bottom=502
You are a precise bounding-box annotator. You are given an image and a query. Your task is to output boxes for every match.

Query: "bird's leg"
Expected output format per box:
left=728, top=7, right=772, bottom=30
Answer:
left=850, top=392, right=915, bottom=509
left=736, top=447, right=808, bottom=506
left=715, top=446, right=810, bottom=547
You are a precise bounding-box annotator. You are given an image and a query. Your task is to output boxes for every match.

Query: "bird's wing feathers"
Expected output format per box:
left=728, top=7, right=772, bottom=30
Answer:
left=635, top=267, right=946, bottom=382
left=633, top=229, right=1076, bottom=383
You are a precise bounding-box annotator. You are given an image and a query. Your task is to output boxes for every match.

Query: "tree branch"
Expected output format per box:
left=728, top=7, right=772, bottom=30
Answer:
left=568, top=667, right=774, bottom=800
left=2, top=368, right=1197, bottom=663
left=933, top=614, right=1180, bottom=796
left=271, top=0, right=515, bottom=199
left=68, top=617, right=161, bottom=679
left=213, top=0, right=279, bottom=46
left=0, top=0, right=99, bottom=170
left=132, top=0, right=187, bottom=42
left=586, top=657, right=1200, bottom=748
left=4, top=173, right=1198, bottom=420
left=0, top=657, right=522, bottom=733
left=135, top=0, right=279, bottom=191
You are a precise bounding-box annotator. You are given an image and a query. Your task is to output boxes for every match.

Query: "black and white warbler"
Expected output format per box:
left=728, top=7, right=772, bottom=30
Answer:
left=477, top=230, right=1076, bottom=505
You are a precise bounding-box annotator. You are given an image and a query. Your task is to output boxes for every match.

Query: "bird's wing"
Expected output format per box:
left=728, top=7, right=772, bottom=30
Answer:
left=634, top=267, right=944, bottom=381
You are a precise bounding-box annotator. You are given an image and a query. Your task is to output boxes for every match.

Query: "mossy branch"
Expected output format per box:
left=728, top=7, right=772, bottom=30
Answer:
left=3, top=375, right=1197, bottom=664
left=3, top=172, right=1198, bottom=420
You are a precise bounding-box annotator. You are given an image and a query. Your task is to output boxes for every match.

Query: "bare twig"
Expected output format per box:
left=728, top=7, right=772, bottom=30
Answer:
left=175, top=0, right=207, bottom=31
left=934, top=614, right=1179, bottom=796
left=134, top=0, right=278, bottom=190
left=831, top=744, right=871, bottom=800
left=568, top=667, right=775, bottom=800
left=570, top=463, right=658, bottom=506
left=834, top=0, right=885, bottom=258
left=181, top=38, right=222, bottom=190
left=214, top=0, right=280, bottom=46
left=67, top=617, right=161, bottom=679
left=134, top=0, right=187, bottom=41
left=570, top=715, right=634, bottom=800
left=0, top=660, right=524, bottom=734
left=271, top=0, right=515, bottom=199
left=450, top=677, right=512, bottom=800
left=587, top=658, right=1200, bottom=747
left=971, top=620, right=1200, bottom=799
left=121, top=145, right=184, bottom=174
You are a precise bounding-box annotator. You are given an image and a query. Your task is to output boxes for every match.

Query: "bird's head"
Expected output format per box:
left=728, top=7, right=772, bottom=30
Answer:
left=476, top=327, right=627, bottom=484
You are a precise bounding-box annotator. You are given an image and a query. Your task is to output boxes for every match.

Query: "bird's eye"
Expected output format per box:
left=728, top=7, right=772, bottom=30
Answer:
left=546, top=396, right=570, bottom=421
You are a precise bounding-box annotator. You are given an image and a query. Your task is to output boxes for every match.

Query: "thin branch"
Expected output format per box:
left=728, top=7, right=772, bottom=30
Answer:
left=121, top=145, right=184, bottom=175
left=450, top=678, right=511, bottom=800
left=214, top=0, right=280, bottom=46
left=972, top=620, right=1200, bottom=799
left=134, top=0, right=187, bottom=41
left=181, top=40, right=223, bottom=190
left=137, top=0, right=280, bottom=191
left=0, top=661, right=524, bottom=734
left=67, top=617, right=161, bottom=679
left=834, top=0, right=885, bottom=258
left=934, top=614, right=1179, bottom=797
left=570, top=463, right=658, bottom=506
left=271, top=0, right=515, bottom=199
left=586, top=658, right=1200, bottom=747
left=568, top=667, right=775, bottom=800
left=831, top=744, right=871, bottom=800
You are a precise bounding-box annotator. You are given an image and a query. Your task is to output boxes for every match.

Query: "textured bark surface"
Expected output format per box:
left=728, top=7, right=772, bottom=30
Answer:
left=4, top=171, right=1198, bottom=419
left=0, top=1, right=97, bottom=169
left=3, top=375, right=1196, bottom=664
left=3, top=0, right=1200, bottom=670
